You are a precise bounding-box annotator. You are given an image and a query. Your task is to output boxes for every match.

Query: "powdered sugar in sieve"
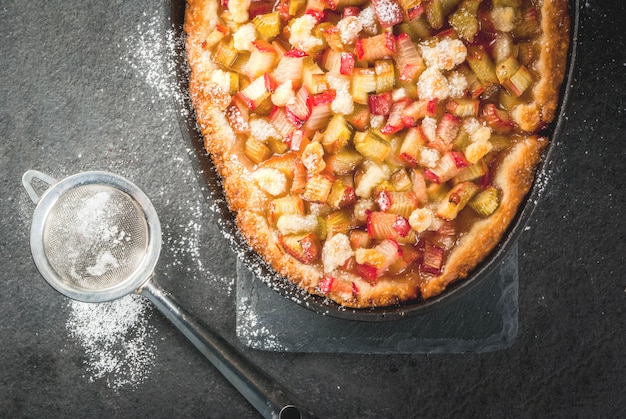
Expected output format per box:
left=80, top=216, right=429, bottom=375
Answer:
left=43, top=184, right=149, bottom=291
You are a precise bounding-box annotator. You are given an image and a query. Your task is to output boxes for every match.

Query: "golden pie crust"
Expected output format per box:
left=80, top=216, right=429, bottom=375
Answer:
left=184, top=0, right=570, bottom=307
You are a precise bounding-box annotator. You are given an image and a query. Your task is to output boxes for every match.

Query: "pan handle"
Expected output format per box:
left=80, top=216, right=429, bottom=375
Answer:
left=139, top=278, right=315, bottom=419
left=22, top=170, right=58, bottom=204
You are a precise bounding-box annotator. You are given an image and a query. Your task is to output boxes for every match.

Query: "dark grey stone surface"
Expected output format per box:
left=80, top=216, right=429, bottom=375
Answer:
left=1, top=0, right=624, bottom=417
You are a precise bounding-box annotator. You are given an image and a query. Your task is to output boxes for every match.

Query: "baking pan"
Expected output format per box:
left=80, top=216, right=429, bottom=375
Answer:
left=169, top=0, right=579, bottom=321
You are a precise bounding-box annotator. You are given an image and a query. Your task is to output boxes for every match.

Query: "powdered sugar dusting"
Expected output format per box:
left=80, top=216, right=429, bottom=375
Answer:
left=66, top=295, right=156, bottom=390
left=125, top=12, right=186, bottom=107
left=236, top=296, right=285, bottom=350
left=63, top=9, right=235, bottom=391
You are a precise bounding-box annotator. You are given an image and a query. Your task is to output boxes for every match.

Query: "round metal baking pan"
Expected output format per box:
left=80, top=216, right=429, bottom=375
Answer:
left=168, top=0, right=580, bottom=321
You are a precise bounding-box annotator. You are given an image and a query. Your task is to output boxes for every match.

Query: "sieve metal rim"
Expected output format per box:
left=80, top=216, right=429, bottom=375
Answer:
left=28, top=171, right=162, bottom=303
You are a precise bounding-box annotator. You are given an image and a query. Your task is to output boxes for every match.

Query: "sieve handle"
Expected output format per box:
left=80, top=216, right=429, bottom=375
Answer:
left=22, top=170, right=58, bottom=204
left=140, top=279, right=315, bottom=419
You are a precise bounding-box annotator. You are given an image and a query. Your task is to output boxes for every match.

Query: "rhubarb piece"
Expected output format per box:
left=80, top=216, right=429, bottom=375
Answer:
left=325, top=147, right=363, bottom=175
left=269, top=195, right=306, bottom=224
left=279, top=232, right=321, bottom=264
left=354, top=260, right=379, bottom=283
left=302, top=90, right=335, bottom=133
left=424, top=0, right=461, bottom=29
left=436, top=181, right=480, bottom=220
left=269, top=106, right=296, bottom=137
left=448, top=0, right=480, bottom=42
left=303, top=172, right=335, bottom=203
left=288, top=0, right=307, bottom=15
left=355, top=32, right=396, bottom=62
left=302, top=58, right=328, bottom=94
left=505, top=65, right=533, bottom=97
left=238, top=75, right=271, bottom=110
left=483, top=103, right=514, bottom=133
left=322, top=49, right=342, bottom=73
left=453, top=159, right=488, bottom=183
left=431, top=113, right=462, bottom=152
left=273, top=50, right=307, bottom=85
left=446, top=98, right=479, bottom=118
left=420, top=240, right=444, bottom=275
left=339, top=52, right=356, bottom=75
left=345, top=103, right=371, bottom=131
left=225, top=101, right=250, bottom=134
left=375, top=190, right=419, bottom=218
left=322, top=114, right=353, bottom=154
left=286, top=86, right=312, bottom=127
left=368, top=91, right=393, bottom=116
left=512, top=6, right=540, bottom=39
left=351, top=68, right=378, bottom=105
left=466, top=45, right=498, bottom=84
left=349, top=229, right=371, bottom=249
left=354, top=130, right=391, bottom=163
left=327, top=178, right=357, bottom=209
left=492, top=0, right=522, bottom=6
left=230, top=51, right=251, bottom=75
left=317, top=24, right=343, bottom=51
left=388, top=242, right=422, bottom=274
left=390, top=168, right=413, bottom=192
left=247, top=1, right=273, bottom=20
left=399, top=126, right=427, bottom=167
left=397, top=0, right=423, bottom=20
left=355, top=239, right=403, bottom=280
left=367, top=211, right=412, bottom=241
left=381, top=99, right=409, bottom=134
left=244, top=40, right=277, bottom=79
left=403, top=14, right=432, bottom=40
left=424, top=151, right=467, bottom=184
left=252, top=11, right=282, bottom=40
left=468, top=185, right=500, bottom=216
left=244, top=137, right=272, bottom=164
left=395, top=34, right=426, bottom=83
left=213, top=39, right=239, bottom=69
left=401, top=99, right=437, bottom=127
left=426, top=181, right=450, bottom=202
left=259, top=152, right=298, bottom=178
left=203, top=25, right=230, bottom=50
left=496, top=55, right=520, bottom=84
left=409, top=169, right=428, bottom=204
left=324, top=209, right=352, bottom=238
left=499, top=88, right=523, bottom=111
left=318, top=274, right=335, bottom=293
left=374, top=60, right=395, bottom=93
left=290, top=157, right=308, bottom=193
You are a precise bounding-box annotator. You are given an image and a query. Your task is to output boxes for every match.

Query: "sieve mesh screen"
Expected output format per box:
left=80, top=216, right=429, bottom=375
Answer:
left=42, top=184, right=149, bottom=290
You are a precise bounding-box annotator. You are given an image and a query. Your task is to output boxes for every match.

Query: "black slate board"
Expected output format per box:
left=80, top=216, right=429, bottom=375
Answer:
left=236, top=244, right=518, bottom=353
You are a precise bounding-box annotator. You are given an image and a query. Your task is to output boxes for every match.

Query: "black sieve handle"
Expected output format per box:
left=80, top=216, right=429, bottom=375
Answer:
left=139, top=279, right=315, bottom=419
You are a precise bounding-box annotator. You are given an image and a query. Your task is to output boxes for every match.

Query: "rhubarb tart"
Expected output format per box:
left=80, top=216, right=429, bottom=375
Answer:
left=184, top=0, right=570, bottom=308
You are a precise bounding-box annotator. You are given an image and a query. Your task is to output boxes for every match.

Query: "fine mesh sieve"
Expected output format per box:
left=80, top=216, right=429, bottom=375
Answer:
left=24, top=170, right=161, bottom=303
left=43, top=184, right=149, bottom=291
left=23, top=170, right=312, bottom=419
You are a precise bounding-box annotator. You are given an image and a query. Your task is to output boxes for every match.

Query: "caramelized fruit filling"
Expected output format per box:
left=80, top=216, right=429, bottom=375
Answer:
left=200, top=0, right=544, bottom=295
